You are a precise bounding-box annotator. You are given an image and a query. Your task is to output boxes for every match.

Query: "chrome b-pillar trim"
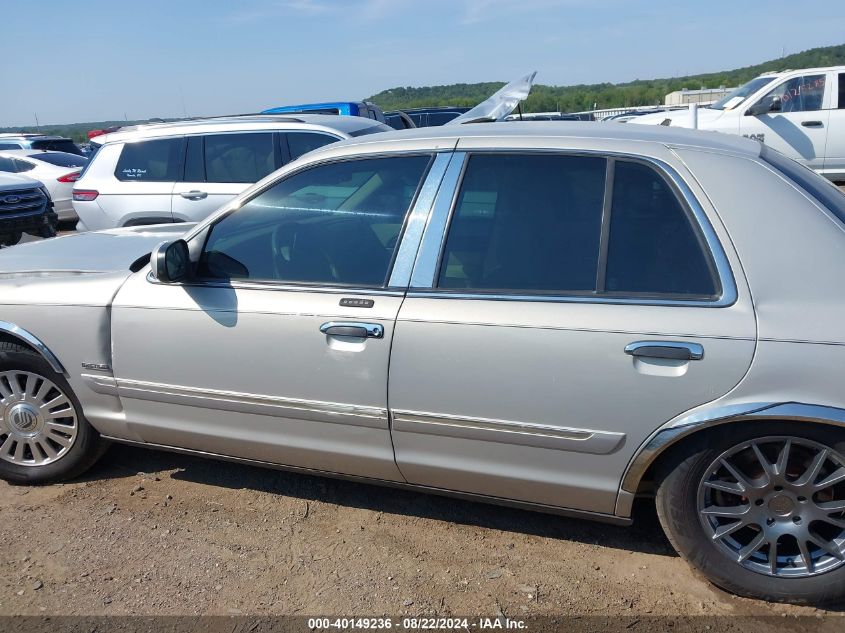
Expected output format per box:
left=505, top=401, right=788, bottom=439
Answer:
left=0, top=320, right=66, bottom=375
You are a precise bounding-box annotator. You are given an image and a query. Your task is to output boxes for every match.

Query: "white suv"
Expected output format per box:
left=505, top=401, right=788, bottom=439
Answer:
left=72, top=115, right=391, bottom=230
left=631, top=66, right=845, bottom=182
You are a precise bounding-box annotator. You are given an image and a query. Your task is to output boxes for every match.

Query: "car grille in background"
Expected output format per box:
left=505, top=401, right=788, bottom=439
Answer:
left=0, top=188, right=48, bottom=219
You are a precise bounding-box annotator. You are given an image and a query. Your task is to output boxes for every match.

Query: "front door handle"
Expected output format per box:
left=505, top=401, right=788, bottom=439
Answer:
left=180, top=190, right=208, bottom=200
left=801, top=121, right=823, bottom=128
left=625, top=341, right=704, bottom=361
left=320, top=321, right=384, bottom=339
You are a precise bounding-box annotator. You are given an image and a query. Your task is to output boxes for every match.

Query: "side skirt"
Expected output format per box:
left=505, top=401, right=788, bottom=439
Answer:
left=101, top=435, right=632, bottom=526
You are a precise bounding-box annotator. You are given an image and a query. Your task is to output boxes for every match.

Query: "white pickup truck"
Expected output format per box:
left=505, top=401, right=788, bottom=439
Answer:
left=631, top=66, right=845, bottom=183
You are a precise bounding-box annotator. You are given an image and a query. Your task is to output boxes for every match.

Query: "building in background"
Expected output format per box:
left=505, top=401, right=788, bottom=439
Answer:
left=664, top=86, right=734, bottom=106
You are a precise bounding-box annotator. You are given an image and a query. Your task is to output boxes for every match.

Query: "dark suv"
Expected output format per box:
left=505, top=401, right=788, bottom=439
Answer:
left=0, top=134, right=82, bottom=156
left=0, top=172, right=58, bottom=247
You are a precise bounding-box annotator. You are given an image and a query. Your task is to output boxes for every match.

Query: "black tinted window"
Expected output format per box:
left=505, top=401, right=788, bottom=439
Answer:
left=13, top=159, right=35, bottom=172
left=605, top=161, right=716, bottom=297
left=839, top=73, right=845, bottom=109
left=0, top=143, right=22, bottom=150
left=286, top=132, right=338, bottom=161
left=0, top=157, right=16, bottom=172
left=115, top=138, right=184, bottom=182
left=438, top=154, right=606, bottom=293
left=199, top=156, right=430, bottom=286
left=204, top=133, right=276, bottom=183
left=184, top=136, right=205, bottom=182
left=31, top=152, right=87, bottom=168
left=30, top=139, right=81, bottom=155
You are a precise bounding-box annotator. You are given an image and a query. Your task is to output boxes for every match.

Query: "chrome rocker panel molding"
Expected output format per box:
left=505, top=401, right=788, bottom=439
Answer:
left=101, top=435, right=632, bottom=526
left=392, top=410, right=626, bottom=455
left=616, top=401, right=845, bottom=516
left=0, top=320, right=66, bottom=375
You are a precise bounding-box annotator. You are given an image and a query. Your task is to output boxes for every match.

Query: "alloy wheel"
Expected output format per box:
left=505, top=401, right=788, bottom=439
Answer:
left=0, top=370, right=78, bottom=466
left=698, top=435, right=845, bottom=577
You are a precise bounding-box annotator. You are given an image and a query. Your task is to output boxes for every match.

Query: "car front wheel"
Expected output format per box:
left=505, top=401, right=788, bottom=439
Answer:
left=0, top=342, right=107, bottom=484
left=656, top=423, right=845, bottom=604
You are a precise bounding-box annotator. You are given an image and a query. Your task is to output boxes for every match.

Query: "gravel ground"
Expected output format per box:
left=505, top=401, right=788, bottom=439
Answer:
left=0, top=443, right=842, bottom=628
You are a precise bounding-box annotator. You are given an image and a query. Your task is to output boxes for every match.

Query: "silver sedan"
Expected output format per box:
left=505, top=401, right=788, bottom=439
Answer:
left=1, top=122, right=845, bottom=604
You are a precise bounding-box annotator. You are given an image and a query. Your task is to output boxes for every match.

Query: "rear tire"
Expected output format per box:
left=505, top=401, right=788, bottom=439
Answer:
left=0, top=343, right=108, bottom=484
left=656, top=422, right=845, bottom=605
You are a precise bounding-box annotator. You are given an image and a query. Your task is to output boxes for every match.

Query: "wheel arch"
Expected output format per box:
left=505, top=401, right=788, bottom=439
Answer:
left=0, top=320, right=66, bottom=375
left=615, top=402, right=845, bottom=516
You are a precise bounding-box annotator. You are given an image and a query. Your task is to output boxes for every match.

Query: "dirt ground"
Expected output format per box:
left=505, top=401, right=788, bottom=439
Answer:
left=0, top=443, right=841, bottom=627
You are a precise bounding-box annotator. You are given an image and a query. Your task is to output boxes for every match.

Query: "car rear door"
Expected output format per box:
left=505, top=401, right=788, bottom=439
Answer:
left=823, top=71, right=845, bottom=181
left=111, top=152, right=446, bottom=480
left=388, top=149, right=756, bottom=516
left=739, top=73, right=831, bottom=170
left=172, top=131, right=281, bottom=223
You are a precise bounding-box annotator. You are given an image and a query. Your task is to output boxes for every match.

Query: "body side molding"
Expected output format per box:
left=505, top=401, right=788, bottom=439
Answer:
left=0, top=320, right=66, bottom=375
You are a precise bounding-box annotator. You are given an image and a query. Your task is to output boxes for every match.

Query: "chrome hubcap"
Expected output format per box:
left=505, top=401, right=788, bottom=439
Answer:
left=698, top=436, right=845, bottom=577
left=0, top=370, right=78, bottom=466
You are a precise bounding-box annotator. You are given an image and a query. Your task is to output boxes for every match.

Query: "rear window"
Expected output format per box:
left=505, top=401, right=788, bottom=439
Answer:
left=115, top=138, right=184, bottom=182
left=761, top=146, right=845, bottom=225
left=348, top=124, right=391, bottom=137
left=286, top=132, right=338, bottom=161
left=0, top=143, right=22, bottom=150
left=30, top=139, right=82, bottom=156
left=31, top=152, right=88, bottom=168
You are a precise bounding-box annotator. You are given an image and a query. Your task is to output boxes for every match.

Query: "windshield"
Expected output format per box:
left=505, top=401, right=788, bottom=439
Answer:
left=710, top=77, right=776, bottom=110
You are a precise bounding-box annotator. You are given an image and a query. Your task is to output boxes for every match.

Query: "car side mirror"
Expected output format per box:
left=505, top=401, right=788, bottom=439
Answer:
left=150, top=239, right=191, bottom=283
left=746, top=96, right=781, bottom=116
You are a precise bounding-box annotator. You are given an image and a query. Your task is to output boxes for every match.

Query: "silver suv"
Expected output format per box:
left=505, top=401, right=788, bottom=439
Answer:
left=72, top=114, right=391, bottom=231
left=2, top=122, right=845, bottom=604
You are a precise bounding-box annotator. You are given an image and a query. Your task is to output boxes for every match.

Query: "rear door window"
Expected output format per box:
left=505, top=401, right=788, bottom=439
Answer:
left=604, top=161, right=717, bottom=298
left=286, top=132, right=339, bottom=161
left=839, top=73, right=845, bottom=109
left=115, top=138, right=185, bottom=182
left=437, top=154, right=606, bottom=293
left=203, top=132, right=277, bottom=183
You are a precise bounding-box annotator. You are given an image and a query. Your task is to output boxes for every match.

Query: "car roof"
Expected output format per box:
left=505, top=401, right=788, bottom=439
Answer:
left=93, top=114, right=389, bottom=145
left=0, top=134, right=69, bottom=141
left=0, top=149, right=80, bottom=162
left=757, top=65, right=845, bottom=78
left=311, top=121, right=763, bottom=158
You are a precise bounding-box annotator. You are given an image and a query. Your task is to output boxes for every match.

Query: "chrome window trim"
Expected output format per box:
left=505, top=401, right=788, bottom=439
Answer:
left=146, top=273, right=407, bottom=297
left=0, top=320, right=65, bottom=375
left=407, top=149, right=738, bottom=308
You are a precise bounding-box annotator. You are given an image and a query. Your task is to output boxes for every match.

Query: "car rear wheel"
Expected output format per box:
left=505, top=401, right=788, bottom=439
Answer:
left=0, top=342, right=107, bottom=484
left=656, top=423, right=845, bottom=604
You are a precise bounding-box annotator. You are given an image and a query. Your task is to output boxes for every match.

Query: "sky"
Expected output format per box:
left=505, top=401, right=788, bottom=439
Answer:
left=2, top=0, right=844, bottom=127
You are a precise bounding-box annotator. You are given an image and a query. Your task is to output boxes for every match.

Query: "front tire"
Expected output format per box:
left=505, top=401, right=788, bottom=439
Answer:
left=656, top=423, right=845, bottom=605
left=0, top=343, right=107, bottom=484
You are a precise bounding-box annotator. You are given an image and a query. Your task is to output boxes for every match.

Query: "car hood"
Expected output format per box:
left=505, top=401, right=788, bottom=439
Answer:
left=628, top=107, right=725, bottom=128
left=0, top=172, right=41, bottom=190
left=0, top=223, right=195, bottom=275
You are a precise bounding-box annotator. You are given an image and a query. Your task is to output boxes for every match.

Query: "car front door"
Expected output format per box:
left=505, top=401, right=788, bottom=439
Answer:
left=171, top=132, right=281, bottom=223
left=739, top=73, right=831, bottom=170
left=388, top=151, right=756, bottom=516
left=111, top=152, right=441, bottom=481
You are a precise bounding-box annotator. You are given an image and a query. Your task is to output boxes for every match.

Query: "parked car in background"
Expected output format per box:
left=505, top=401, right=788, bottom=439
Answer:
left=0, top=150, right=87, bottom=222
left=72, top=114, right=392, bottom=231
left=261, top=101, right=387, bottom=123
left=3, top=123, right=845, bottom=603
left=0, top=171, right=57, bottom=246
left=0, top=134, right=82, bottom=156
left=631, top=66, right=845, bottom=182
left=385, top=107, right=470, bottom=129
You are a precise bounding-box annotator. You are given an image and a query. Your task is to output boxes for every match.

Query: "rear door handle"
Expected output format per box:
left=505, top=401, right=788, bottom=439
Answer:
left=801, top=121, right=823, bottom=128
left=320, top=321, right=384, bottom=339
left=624, top=341, right=704, bottom=361
left=180, top=190, right=208, bottom=200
